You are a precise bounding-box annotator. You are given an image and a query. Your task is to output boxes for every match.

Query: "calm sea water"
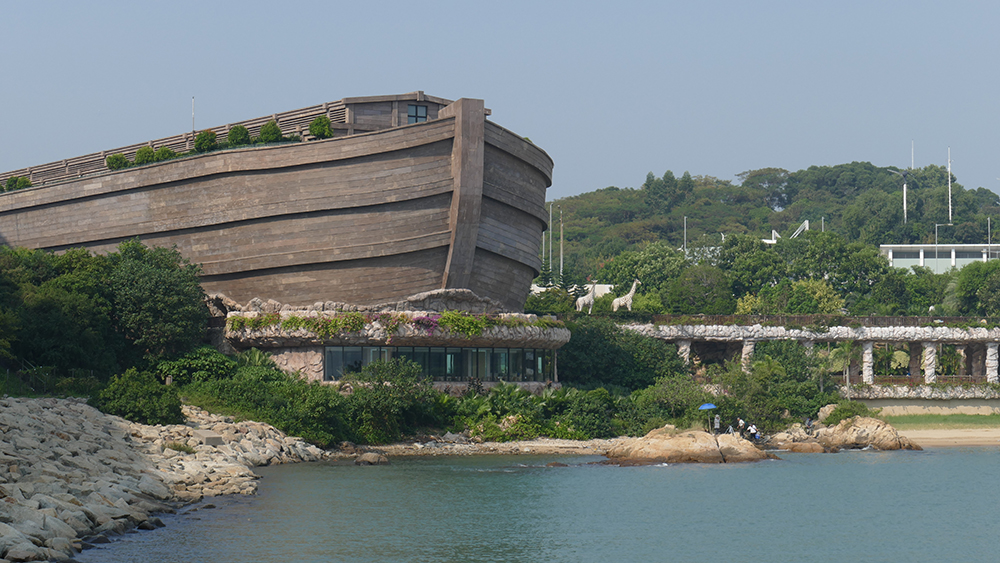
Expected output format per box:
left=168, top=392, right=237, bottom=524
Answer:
left=78, top=448, right=1000, bottom=563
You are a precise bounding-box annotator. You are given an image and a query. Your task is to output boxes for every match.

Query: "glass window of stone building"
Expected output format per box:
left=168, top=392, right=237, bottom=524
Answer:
left=323, top=346, right=554, bottom=382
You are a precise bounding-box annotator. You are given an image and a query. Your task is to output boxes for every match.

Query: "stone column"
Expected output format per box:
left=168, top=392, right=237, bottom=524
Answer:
left=908, top=343, right=922, bottom=379
left=923, top=342, right=938, bottom=384
left=971, top=343, right=986, bottom=378
left=862, top=341, right=874, bottom=384
left=677, top=340, right=692, bottom=365
left=987, top=343, right=998, bottom=384
left=741, top=340, right=755, bottom=373
left=956, top=345, right=967, bottom=376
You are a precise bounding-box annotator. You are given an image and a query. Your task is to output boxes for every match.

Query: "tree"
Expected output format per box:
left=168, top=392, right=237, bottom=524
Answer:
left=309, top=116, right=334, bottom=139
left=4, top=176, right=32, bottom=192
left=134, top=146, right=155, bottom=165
left=738, top=168, right=790, bottom=211
left=559, top=317, right=684, bottom=391
left=108, top=240, right=208, bottom=361
left=524, top=287, right=575, bottom=315
left=597, top=241, right=686, bottom=297
left=665, top=264, right=734, bottom=314
left=153, top=147, right=177, bottom=162
left=955, top=260, right=1000, bottom=316
left=194, top=130, right=217, bottom=152
left=227, top=124, right=251, bottom=146
left=105, top=154, right=131, bottom=170
left=718, top=234, right=786, bottom=297
left=258, top=120, right=282, bottom=143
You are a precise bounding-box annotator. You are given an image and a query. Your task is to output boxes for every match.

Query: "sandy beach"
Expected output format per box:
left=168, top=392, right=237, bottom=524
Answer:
left=898, top=428, right=1000, bottom=448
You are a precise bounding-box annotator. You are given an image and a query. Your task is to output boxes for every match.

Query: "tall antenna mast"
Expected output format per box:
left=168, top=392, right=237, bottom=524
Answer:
left=548, top=202, right=553, bottom=281
left=191, top=97, right=195, bottom=133
left=948, top=147, right=953, bottom=223
left=889, top=167, right=908, bottom=223
left=559, top=206, right=564, bottom=281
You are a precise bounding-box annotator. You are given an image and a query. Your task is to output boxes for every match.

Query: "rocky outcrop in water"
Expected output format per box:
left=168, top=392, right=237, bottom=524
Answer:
left=770, top=417, right=921, bottom=452
left=0, top=398, right=332, bottom=561
left=605, top=427, right=775, bottom=464
left=814, top=417, right=921, bottom=451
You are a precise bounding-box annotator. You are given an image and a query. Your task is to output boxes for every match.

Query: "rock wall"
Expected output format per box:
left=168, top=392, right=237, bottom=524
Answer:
left=0, top=398, right=330, bottom=561
left=628, top=323, right=1000, bottom=343
left=845, top=384, right=1000, bottom=400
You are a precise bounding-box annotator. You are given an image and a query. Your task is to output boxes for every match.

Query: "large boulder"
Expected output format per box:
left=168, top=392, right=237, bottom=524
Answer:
left=606, top=428, right=773, bottom=464
left=814, top=417, right=921, bottom=451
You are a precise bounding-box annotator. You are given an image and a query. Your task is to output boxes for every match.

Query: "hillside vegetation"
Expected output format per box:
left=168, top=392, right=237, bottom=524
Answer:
left=533, top=162, right=1000, bottom=318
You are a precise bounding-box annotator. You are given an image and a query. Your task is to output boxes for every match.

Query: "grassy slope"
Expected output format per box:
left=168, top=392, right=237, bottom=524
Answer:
left=881, top=414, right=1000, bottom=430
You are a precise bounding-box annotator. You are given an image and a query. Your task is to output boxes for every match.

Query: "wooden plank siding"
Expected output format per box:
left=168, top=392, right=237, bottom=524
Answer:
left=0, top=95, right=554, bottom=311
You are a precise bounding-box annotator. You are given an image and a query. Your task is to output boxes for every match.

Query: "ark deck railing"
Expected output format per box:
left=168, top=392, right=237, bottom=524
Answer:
left=0, top=100, right=349, bottom=189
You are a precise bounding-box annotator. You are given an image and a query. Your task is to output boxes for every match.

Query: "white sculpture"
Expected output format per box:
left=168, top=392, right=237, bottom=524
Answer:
left=612, top=279, right=641, bottom=312
left=575, top=282, right=597, bottom=314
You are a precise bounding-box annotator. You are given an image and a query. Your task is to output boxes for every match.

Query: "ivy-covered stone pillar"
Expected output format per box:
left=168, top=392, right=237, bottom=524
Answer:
left=923, top=342, right=938, bottom=384
left=987, top=343, right=998, bottom=384
left=741, top=340, right=755, bottom=373
left=678, top=340, right=692, bottom=365
left=862, top=341, right=874, bottom=384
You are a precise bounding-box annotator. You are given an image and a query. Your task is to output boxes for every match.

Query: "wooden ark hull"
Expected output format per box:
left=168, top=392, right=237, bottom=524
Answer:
left=0, top=98, right=553, bottom=311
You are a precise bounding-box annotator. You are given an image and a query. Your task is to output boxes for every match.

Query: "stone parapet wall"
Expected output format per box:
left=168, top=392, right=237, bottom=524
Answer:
left=224, top=288, right=512, bottom=315
left=628, top=323, right=1000, bottom=343
left=226, top=313, right=570, bottom=350
left=844, top=384, right=1000, bottom=400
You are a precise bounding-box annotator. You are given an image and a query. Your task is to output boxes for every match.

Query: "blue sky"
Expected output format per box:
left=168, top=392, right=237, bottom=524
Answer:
left=4, top=1, right=1000, bottom=200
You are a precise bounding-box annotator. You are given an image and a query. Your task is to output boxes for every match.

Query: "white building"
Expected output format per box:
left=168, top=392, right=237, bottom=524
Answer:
left=880, top=244, right=1000, bottom=273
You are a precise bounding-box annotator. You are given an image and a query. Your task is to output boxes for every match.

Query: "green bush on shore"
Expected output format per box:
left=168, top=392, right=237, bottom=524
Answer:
left=98, top=368, right=183, bottom=425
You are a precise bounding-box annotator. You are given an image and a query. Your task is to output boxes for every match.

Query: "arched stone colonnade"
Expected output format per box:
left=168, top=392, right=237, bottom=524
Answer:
left=629, top=324, right=1000, bottom=384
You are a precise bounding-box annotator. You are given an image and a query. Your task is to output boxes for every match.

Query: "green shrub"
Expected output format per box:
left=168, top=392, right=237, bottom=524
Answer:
left=559, top=316, right=685, bottom=391
left=258, top=120, right=282, bottom=143
left=824, top=401, right=881, bottom=426
left=342, top=359, right=438, bottom=444
left=227, top=124, right=251, bottom=146
left=156, top=346, right=236, bottom=385
left=236, top=347, right=275, bottom=368
left=182, top=364, right=350, bottom=447
left=98, top=368, right=183, bottom=425
left=469, top=413, right=541, bottom=442
left=134, top=146, right=155, bottom=165
left=194, top=130, right=217, bottom=152
left=166, top=441, right=195, bottom=454
left=455, top=382, right=546, bottom=441
left=105, top=154, right=131, bottom=170
left=308, top=116, right=334, bottom=139
left=541, top=387, right=619, bottom=439
left=4, top=176, right=32, bottom=192
left=153, top=147, right=177, bottom=162
left=438, top=310, right=489, bottom=338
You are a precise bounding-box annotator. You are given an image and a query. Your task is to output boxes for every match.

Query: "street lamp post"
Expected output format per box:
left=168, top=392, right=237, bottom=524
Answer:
left=935, top=223, right=953, bottom=273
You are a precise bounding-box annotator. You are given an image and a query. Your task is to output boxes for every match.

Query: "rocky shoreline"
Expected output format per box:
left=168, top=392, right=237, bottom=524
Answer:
left=0, top=397, right=333, bottom=562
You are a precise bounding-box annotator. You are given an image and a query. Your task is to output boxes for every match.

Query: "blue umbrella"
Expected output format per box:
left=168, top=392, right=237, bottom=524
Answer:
left=698, top=403, right=718, bottom=410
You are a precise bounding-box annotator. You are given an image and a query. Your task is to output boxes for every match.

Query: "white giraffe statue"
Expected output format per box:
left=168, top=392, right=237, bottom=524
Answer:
left=613, top=279, right=641, bottom=312
left=575, top=282, right=597, bottom=314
